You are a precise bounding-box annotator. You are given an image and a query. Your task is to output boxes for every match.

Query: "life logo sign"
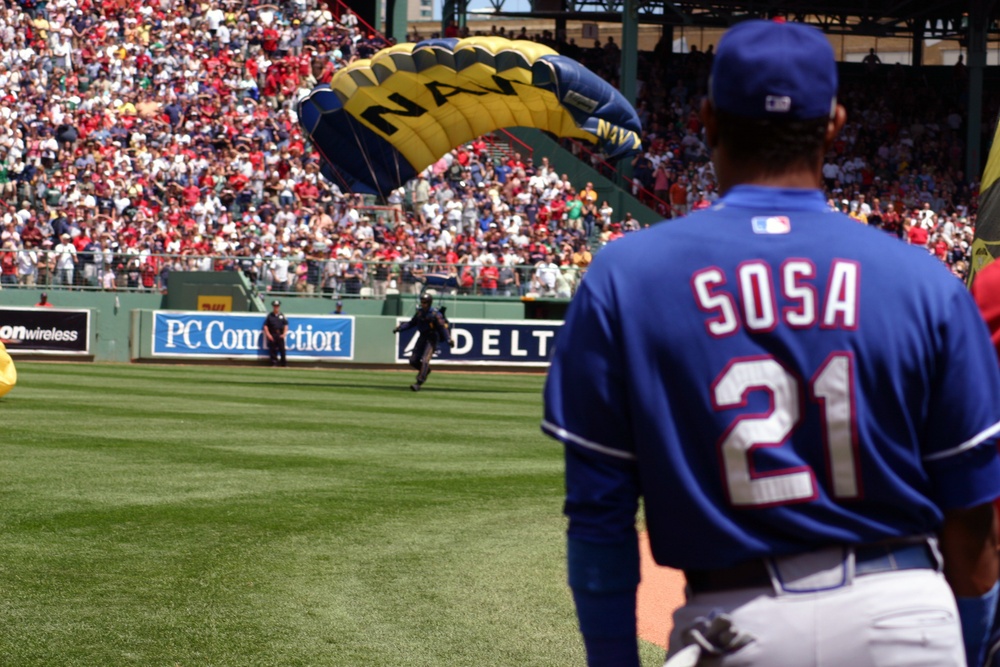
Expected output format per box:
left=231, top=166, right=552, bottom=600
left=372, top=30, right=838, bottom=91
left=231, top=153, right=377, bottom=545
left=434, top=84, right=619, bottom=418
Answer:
left=152, top=312, right=355, bottom=360
left=394, top=319, right=562, bottom=367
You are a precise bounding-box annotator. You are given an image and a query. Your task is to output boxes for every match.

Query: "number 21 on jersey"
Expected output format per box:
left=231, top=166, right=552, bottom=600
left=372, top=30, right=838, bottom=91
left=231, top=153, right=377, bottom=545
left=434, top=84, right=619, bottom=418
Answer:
left=711, top=353, right=860, bottom=508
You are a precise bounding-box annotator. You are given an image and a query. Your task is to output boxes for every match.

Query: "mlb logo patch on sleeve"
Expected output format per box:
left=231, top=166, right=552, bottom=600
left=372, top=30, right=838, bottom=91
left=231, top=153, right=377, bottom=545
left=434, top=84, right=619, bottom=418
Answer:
left=751, top=216, right=792, bottom=234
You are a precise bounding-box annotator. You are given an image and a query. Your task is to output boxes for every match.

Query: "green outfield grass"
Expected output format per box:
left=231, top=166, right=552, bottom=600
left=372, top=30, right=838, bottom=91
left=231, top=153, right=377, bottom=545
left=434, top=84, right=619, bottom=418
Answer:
left=0, top=363, right=666, bottom=667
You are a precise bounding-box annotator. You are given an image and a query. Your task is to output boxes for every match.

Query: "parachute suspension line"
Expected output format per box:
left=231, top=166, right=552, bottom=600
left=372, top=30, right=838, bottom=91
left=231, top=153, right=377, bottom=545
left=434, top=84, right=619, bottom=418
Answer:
left=392, top=138, right=405, bottom=192
left=313, top=139, right=354, bottom=195
left=347, top=114, right=389, bottom=201
left=327, top=164, right=353, bottom=194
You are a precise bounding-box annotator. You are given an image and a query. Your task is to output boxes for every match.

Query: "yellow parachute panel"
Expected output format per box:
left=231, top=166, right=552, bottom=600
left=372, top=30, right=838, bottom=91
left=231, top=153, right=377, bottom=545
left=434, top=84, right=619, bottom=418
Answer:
left=332, top=38, right=603, bottom=171
left=0, top=340, right=16, bottom=398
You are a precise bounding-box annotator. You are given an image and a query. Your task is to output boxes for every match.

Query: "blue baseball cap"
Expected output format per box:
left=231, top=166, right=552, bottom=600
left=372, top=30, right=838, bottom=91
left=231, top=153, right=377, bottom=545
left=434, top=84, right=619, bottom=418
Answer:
left=710, top=20, right=838, bottom=120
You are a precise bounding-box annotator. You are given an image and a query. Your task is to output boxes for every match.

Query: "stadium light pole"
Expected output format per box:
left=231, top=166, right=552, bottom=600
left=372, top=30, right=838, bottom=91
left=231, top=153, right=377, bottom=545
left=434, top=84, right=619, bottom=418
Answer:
left=386, top=0, right=408, bottom=42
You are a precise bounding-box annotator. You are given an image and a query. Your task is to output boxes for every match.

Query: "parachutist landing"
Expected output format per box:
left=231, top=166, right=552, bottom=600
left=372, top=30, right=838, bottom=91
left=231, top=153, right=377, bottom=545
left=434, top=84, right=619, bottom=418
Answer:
left=296, top=36, right=642, bottom=196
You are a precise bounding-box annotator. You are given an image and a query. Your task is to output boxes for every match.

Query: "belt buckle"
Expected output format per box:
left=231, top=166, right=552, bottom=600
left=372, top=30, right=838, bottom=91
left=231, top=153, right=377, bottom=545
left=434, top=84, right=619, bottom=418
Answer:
left=770, top=547, right=851, bottom=594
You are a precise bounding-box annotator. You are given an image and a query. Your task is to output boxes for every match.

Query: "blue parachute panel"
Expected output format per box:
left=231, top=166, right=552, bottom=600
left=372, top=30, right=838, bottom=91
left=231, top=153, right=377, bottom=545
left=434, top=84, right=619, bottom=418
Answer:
left=298, top=85, right=416, bottom=196
left=538, top=54, right=643, bottom=160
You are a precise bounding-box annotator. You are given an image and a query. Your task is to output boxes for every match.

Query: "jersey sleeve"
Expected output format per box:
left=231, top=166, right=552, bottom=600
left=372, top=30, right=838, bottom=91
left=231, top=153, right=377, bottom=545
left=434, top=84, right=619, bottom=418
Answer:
left=923, top=287, right=1000, bottom=511
left=543, top=276, right=640, bottom=545
left=398, top=312, right=417, bottom=332
left=543, top=278, right=635, bottom=464
left=545, top=276, right=641, bottom=665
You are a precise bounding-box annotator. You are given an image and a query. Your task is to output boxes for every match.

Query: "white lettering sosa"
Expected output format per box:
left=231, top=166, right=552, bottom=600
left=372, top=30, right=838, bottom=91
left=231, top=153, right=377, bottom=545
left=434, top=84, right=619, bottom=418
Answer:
left=692, top=259, right=859, bottom=336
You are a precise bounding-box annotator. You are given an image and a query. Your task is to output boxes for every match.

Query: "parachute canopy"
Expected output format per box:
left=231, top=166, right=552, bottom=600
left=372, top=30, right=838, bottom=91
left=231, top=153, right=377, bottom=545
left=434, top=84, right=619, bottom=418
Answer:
left=0, top=340, right=16, bottom=398
left=297, top=37, right=642, bottom=196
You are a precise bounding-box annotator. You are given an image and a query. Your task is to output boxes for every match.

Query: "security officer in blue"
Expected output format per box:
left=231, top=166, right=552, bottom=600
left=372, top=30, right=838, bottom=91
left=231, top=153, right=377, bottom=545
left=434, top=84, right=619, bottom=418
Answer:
left=393, top=291, right=453, bottom=391
left=263, top=299, right=289, bottom=367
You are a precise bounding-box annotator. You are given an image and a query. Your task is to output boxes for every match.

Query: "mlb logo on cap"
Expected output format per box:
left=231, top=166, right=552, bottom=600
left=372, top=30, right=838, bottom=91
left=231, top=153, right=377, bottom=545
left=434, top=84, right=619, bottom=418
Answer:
left=752, top=216, right=791, bottom=234
left=711, top=20, right=838, bottom=120
left=765, top=96, right=792, bottom=113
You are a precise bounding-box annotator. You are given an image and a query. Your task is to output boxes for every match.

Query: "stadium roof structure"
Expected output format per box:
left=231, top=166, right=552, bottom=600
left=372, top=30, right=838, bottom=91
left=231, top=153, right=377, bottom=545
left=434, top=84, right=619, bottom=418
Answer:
left=470, top=0, right=998, bottom=41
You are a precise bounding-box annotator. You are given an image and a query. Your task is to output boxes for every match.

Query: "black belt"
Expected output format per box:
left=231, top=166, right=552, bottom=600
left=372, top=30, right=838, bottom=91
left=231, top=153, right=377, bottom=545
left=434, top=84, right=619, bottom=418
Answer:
left=684, top=542, right=936, bottom=595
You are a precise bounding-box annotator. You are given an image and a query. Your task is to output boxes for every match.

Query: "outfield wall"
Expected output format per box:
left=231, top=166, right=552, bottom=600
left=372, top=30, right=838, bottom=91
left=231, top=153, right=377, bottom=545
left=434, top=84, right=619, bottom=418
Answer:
left=0, top=288, right=563, bottom=365
left=132, top=310, right=562, bottom=367
left=0, top=291, right=159, bottom=362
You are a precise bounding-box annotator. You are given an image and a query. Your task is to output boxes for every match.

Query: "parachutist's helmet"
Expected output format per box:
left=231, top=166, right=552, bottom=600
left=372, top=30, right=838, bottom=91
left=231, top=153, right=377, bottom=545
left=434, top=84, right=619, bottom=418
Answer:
left=419, top=293, right=433, bottom=308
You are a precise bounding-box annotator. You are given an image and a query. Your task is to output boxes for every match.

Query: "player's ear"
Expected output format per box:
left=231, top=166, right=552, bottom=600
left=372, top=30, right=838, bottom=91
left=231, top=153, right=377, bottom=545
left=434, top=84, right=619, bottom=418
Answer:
left=700, top=97, right=718, bottom=149
left=824, top=104, right=847, bottom=149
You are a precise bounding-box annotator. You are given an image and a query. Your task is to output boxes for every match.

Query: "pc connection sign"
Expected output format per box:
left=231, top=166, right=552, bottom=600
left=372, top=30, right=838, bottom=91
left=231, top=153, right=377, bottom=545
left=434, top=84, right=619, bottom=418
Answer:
left=152, top=311, right=355, bottom=361
left=0, top=307, right=91, bottom=354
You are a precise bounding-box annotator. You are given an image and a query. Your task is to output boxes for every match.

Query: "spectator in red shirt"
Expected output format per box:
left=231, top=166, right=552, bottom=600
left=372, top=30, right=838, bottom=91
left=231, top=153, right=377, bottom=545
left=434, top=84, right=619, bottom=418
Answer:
left=478, top=256, right=499, bottom=295
left=0, top=241, right=17, bottom=286
left=548, top=196, right=567, bottom=226
left=182, top=183, right=201, bottom=207
left=906, top=219, right=929, bottom=247
left=669, top=177, right=688, bottom=217
left=262, top=26, right=280, bottom=53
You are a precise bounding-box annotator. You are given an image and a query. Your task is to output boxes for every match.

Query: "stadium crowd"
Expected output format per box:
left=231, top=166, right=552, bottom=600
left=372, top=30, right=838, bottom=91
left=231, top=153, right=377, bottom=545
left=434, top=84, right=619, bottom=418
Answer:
left=0, top=0, right=986, bottom=298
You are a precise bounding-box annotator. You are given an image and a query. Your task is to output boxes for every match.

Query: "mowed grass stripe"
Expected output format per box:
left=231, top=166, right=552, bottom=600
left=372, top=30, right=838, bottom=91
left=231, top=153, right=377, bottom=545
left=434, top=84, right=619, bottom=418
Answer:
left=1, top=362, right=679, bottom=667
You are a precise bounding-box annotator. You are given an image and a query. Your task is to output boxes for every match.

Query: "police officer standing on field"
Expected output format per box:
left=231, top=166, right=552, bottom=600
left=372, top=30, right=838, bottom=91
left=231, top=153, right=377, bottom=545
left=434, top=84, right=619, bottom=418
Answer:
left=263, top=299, right=289, bottom=367
left=393, top=290, right=453, bottom=391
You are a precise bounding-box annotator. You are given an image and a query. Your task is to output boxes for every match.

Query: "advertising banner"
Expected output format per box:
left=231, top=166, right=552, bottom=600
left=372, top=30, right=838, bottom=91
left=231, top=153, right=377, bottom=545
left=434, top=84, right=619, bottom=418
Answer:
left=0, top=307, right=91, bottom=354
left=394, top=318, right=562, bottom=367
left=152, top=312, right=355, bottom=360
left=196, top=295, right=233, bottom=311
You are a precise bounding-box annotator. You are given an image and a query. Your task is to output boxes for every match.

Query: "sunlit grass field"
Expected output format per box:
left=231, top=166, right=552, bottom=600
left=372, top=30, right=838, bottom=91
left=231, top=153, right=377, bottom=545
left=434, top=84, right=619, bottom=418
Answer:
left=0, top=362, right=667, bottom=666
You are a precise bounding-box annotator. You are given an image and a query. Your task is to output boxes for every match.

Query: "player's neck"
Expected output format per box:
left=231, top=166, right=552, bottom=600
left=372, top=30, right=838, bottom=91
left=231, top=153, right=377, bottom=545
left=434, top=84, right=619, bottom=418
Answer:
left=719, top=170, right=823, bottom=194
left=716, top=160, right=823, bottom=195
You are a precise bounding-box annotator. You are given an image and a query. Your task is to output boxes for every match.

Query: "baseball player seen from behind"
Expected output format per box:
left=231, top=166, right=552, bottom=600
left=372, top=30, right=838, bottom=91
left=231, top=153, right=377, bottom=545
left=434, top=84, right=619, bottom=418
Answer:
left=543, top=19, right=1000, bottom=667
left=393, top=290, right=453, bottom=391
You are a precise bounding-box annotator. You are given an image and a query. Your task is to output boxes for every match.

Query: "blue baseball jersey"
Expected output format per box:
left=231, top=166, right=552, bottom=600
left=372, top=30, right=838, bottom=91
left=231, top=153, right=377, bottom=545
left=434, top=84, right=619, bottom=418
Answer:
left=543, top=185, right=1000, bottom=571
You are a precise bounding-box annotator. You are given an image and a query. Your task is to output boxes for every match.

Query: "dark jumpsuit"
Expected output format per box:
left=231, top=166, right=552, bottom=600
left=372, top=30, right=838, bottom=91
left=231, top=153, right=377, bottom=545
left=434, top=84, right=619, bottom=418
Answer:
left=398, top=306, right=452, bottom=384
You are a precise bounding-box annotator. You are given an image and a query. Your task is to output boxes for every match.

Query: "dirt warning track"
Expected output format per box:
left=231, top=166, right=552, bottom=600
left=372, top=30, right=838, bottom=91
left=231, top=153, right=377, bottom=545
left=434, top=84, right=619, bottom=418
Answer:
left=637, top=531, right=687, bottom=650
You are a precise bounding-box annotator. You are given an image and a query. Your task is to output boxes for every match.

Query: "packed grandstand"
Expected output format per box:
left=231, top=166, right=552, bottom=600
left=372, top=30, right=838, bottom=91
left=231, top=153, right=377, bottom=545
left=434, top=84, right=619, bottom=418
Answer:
left=0, top=0, right=983, bottom=298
